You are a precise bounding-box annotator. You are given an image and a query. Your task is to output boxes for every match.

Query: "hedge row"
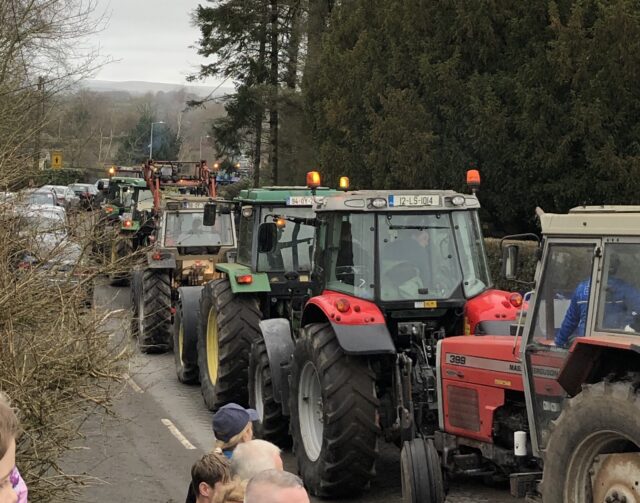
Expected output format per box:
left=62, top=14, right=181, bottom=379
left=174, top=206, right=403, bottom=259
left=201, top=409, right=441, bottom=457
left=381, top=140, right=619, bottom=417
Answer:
left=484, top=238, right=538, bottom=292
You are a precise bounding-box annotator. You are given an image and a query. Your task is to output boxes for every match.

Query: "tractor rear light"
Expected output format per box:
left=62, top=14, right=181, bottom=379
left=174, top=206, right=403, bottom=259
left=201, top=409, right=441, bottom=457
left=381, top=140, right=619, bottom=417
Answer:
left=105, top=206, right=114, bottom=213
left=236, top=274, right=253, bottom=284
left=335, top=298, right=351, bottom=313
left=306, top=171, right=321, bottom=189
left=509, top=293, right=523, bottom=307
left=275, top=217, right=286, bottom=229
left=123, top=220, right=133, bottom=228
left=152, top=252, right=162, bottom=261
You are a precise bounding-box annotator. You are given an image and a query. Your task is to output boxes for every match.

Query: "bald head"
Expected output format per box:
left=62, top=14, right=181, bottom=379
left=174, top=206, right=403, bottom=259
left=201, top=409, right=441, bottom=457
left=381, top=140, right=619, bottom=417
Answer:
left=231, top=439, right=283, bottom=481
left=244, top=470, right=309, bottom=503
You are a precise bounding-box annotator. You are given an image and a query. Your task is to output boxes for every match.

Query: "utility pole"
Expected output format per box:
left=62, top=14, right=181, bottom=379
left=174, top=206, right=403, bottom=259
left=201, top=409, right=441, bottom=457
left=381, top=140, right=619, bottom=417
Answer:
left=33, top=76, right=45, bottom=170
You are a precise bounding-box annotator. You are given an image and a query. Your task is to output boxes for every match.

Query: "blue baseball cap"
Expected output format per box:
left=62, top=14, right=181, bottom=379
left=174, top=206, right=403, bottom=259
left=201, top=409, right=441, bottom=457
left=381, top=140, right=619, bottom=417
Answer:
left=212, top=403, right=259, bottom=442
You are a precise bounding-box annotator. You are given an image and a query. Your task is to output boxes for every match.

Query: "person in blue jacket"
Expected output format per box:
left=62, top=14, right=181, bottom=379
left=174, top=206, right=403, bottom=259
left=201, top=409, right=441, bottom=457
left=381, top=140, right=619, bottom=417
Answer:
left=555, top=256, right=640, bottom=347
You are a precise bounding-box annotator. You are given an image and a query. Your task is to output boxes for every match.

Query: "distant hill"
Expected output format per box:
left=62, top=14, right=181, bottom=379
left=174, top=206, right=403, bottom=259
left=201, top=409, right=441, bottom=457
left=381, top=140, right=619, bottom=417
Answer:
left=81, top=79, right=234, bottom=98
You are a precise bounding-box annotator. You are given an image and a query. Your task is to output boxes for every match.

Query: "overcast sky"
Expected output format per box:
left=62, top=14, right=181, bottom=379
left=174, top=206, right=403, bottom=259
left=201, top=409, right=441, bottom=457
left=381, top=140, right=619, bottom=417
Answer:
left=91, top=0, right=216, bottom=84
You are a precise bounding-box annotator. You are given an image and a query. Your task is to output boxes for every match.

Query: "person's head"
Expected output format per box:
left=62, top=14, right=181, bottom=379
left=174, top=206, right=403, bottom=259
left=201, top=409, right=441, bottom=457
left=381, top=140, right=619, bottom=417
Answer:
left=244, top=470, right=309, bottom=503
left=212, top=403, right=257, bottom=452
left=0, top=394, right=20, bottom=503
left=192, top=218, right=203, bottom=231
left=411, top=229, right=429, bottom=248
left=230, top=440, right=283, bottom=481
left=190, top=452, right=232, bottom=503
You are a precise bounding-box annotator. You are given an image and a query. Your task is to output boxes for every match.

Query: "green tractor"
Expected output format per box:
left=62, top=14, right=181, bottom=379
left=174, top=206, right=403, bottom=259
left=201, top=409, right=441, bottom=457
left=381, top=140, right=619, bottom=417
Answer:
left=105, top=178, right=153, bottom=285
left=195, top=185, right=337, bottom=427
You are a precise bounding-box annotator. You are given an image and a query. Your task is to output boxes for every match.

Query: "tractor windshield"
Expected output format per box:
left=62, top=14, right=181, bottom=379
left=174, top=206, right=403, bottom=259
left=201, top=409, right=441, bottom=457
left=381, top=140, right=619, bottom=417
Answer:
left=258, top=207, right=315, bottom=272
left=164, top=211, right=234, bottom=249
left=378, top=212, right=487, bottom=301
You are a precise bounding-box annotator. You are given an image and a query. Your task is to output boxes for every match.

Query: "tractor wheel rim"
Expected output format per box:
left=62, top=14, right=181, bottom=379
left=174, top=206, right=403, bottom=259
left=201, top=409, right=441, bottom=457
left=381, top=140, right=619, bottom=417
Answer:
left=206, top=307, right=219, bottom=384
left=254, top=363, right=264, bottom=422
left=298, top=361, right=323, bottom=462
left=565, top=430, right=639, bottom=502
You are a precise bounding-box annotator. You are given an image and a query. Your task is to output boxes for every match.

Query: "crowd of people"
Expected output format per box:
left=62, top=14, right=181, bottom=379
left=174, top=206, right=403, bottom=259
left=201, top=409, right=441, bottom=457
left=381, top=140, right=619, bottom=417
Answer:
left=187, top=403, right=309, bottom=503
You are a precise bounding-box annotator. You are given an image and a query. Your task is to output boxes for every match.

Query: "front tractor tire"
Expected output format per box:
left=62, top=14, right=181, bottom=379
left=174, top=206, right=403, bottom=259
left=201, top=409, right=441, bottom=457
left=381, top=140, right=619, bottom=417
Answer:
left=289, top=323, right=379, bottom=498
left=197, top=279, right=261, bottom=410
left=542, top=377, right=640, bottom=503
left=137, top=268, right=172, bottom=353
left=249, top=339, right=290, bottom=447
left=401, top=438, right=445, bottom=503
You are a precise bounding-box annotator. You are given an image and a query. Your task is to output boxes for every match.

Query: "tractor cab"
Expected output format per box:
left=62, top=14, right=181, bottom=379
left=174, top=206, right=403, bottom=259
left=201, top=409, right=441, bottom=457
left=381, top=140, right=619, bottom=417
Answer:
left=309, top=189, right=499, bottom=347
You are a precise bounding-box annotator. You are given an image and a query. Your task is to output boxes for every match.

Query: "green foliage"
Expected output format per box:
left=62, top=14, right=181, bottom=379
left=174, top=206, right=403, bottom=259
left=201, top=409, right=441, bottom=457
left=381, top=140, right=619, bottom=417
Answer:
left=116, top=105, right=181, bottom=164
left=36, top=169, right=86, bottom=186
left=306, top=0, right=640, bottom=233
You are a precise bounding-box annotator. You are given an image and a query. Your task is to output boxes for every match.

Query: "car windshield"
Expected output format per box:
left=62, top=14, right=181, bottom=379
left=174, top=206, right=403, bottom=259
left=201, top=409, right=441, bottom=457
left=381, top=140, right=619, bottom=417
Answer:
left=27, top=192, right=55, bottom=205
left=164, top=211, right=234, bottom=247
left=21, top=215, right=65, bottom=232
left=257, top=207, right=316, bottom=272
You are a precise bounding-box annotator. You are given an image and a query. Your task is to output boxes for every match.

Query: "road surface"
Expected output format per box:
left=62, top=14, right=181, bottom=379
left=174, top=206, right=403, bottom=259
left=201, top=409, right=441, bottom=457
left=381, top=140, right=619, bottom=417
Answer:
left=61, top=282, right=519, bottom=503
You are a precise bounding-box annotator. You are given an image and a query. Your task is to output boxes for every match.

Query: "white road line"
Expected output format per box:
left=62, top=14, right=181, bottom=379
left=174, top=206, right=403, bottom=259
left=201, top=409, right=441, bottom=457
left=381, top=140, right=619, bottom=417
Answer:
left=124, top=374, right=144, bottom=394
left=161, top=418, right=197, bottom=450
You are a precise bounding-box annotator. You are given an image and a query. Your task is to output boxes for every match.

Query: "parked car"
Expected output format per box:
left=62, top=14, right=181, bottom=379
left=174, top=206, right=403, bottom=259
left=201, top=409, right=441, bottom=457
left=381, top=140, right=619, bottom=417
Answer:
left=95, top=178, right=110, bottom=193
left=19, top=188, right=57, bottom=207
left=41, top=185, right=79, bottom=211
left=69, top=183, right=99, bottom=210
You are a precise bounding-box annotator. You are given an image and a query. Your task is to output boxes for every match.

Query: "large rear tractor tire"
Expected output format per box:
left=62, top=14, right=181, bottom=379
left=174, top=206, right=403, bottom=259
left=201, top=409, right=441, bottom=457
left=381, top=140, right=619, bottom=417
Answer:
left=138, top=268, right=172, bottom=353
left=542, top=377, right=640, bottom=503
left=173, top=286, right=203, bottom=384
left=109, top=237, right=133, bottom=286
left=197, top=279, right=261, bottom=410
left=249, top=339, right=291, bottom=448
left=401, top=438, right=445, bottom=503
left=289, top=323, right=379, bottom=498
left=130, top=268, right=143, bottom=338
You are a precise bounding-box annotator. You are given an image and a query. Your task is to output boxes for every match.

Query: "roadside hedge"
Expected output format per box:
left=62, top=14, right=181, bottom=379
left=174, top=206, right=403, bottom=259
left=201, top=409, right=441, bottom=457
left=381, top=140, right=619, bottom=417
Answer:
left=484, top=238, right=538, bottom=292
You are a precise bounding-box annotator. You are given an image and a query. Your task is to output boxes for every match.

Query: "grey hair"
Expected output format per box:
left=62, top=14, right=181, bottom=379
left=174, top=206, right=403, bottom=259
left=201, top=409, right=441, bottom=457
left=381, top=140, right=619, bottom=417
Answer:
left=231, top=439, right=282, bottom=480
left=244, top=470, right=304, bottom=502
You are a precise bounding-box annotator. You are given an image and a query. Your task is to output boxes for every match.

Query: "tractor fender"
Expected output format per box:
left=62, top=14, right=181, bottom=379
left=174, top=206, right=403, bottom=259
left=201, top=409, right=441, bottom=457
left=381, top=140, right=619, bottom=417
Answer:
left=465, top=288, right=522, bottom=335
left=302, top=293, right=396, bottom=355
left=146, top=251, right=176, bottom=269
left=259, top=318, right=295, bottom=414
left=559, top=336, right=640, bottom=396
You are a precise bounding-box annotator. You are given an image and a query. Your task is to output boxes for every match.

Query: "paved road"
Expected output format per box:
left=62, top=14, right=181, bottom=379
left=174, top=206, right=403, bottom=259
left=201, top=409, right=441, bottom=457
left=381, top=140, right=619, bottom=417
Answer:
left=61, top=283, right=519, bottom=503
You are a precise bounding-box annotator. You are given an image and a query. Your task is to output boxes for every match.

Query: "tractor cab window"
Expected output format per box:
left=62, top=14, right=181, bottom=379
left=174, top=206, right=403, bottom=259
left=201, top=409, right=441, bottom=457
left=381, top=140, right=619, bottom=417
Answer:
left=378, top=213, right=463, bottom=301
left=524, top=242, right=596, bottom=450
left=595, top=243, right=640, bottom=334
left=164, top=211, right=233, bottom=253
left=258, top=207, right=315, bottom=272
left=451, top=211, right=491, bottom=298
left=323, top=213, right=375, bottom=300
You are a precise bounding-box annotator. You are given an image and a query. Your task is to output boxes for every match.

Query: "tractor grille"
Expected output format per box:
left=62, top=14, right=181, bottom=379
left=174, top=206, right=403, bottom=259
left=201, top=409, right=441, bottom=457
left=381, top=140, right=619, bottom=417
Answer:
left=447, top=385, right=480, bottom=432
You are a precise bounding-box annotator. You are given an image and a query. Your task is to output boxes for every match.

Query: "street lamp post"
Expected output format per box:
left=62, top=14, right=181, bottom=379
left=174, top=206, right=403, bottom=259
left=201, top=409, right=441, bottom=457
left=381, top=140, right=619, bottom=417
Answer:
left=199, top=135, right=211, bottom=161
left=149, top=121, right=165, bottom=160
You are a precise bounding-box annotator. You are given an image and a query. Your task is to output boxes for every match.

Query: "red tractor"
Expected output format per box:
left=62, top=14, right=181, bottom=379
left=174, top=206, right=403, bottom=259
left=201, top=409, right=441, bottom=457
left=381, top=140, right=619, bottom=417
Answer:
left=401, top=205, right=640, bottom=503
left=251, top=172, right=523, bottom=497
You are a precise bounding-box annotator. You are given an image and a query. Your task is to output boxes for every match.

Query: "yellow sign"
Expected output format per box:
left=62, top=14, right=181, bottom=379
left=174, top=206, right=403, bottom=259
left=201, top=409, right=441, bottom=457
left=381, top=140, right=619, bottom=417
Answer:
left=51, top=151, right=63, bottom=169
left=416, top=300, right=438, bottom=309
left=495, top=379, right=512, bottom=387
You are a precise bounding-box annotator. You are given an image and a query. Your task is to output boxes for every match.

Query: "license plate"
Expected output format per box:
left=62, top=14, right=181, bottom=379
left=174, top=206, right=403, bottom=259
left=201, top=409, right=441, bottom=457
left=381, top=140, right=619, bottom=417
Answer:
left=287, top=196, right=314, bottom=206
left=389, top=195, right=440, bottom=207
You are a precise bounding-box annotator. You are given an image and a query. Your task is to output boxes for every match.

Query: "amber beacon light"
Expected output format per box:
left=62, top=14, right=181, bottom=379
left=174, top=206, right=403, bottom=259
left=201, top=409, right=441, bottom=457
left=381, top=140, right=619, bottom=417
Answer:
left=306, top=171, right=321, bottom=189
left=338, top=176, right=350, bottom=191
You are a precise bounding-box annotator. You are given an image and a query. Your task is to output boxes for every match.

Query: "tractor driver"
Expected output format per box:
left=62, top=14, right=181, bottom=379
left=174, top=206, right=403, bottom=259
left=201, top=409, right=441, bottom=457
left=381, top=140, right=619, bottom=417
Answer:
left=555, top=254, right=640, bottom=347
left=382, top=228, right=433, bottom=298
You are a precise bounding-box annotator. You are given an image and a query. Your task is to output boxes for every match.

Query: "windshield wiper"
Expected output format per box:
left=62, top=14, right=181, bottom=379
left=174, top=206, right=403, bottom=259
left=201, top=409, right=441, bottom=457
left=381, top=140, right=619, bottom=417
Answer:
left=388, top=225, right=449, bottom=230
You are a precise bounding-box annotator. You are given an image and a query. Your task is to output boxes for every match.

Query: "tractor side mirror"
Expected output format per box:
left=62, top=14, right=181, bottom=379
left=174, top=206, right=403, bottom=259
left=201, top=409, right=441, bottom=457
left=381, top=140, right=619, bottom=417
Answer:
left=203, top=203, right=217, bottom=226
left=258, top=222, right=278, bottom=253
left=502, top=244, right=519, bottom=281
left=97, top=181, right=104, bottom=191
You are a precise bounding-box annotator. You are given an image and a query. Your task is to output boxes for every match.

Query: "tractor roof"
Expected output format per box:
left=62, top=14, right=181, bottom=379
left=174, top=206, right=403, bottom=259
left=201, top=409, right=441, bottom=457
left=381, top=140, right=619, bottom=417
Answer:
left=111, top=177, right=147, bottom=187
left=314, top=190, right=479, bottom=212
left=540, top=206, right=640, bottom=237
left=236, top=186, right=338, bottom=205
